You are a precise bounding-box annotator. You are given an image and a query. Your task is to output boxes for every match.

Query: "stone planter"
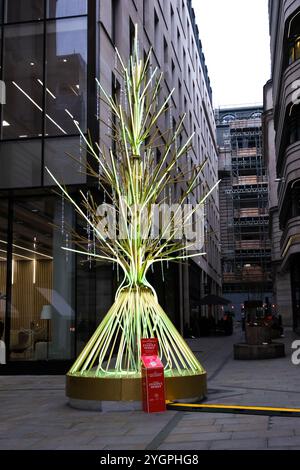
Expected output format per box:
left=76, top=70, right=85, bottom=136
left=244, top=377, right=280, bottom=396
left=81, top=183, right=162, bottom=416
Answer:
left=245, top=325, right=272, bottom=345
left=234, top=342, right=285, bottom=360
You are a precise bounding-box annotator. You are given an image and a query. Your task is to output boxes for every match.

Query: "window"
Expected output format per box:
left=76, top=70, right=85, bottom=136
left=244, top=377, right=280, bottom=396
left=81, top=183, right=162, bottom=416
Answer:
left=0, top=140, right=42, bottom=188
left=222, top=114, right=236, bottom=124
left=2, top=17, right=87, bottom=140
left=164, top=36, right=168, bottom=65
left=112, top=0, right=120, bottom=44
left=45, top=17, right=87, bottom=136
left=183, top=49, right=186, bottom=80
left=287, top=14, right=300, bottom=66
left=193, top=82, right=195, bottom=106
left=47, top=0, right=87, bottom=18
left=178, top=79, right=182, bottom=109
left=143, top=0, right=149, bottom=28
left=154, top=9, right=159, bottom=52
left=129, top=18, right=135, bottom=55
left=250, top=112, right=262, bottom=120
left=156, top=148, right=161, bottom=164
left=5, top=0, right=44, bottom=23
left=192, top=38, right=195, bottom=62
left=171, top=59, right=175, bottom=84
left=289, top=37, right=300, bottom=64
left=288, top=109, right=300, bottom=146
left=2, top=23, right=44, bottom=139
left=112, top=73, right=120, bottom=154
left=170, top=4, right=174, bottom=39
left=182, top=0, right=186, bottom=26
left=44, top=136, right=86, bottom=185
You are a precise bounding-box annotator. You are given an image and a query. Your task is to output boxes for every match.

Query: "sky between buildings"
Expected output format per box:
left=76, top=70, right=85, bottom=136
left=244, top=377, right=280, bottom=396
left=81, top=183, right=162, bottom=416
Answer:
left=193, top=0, right=271, bottom=109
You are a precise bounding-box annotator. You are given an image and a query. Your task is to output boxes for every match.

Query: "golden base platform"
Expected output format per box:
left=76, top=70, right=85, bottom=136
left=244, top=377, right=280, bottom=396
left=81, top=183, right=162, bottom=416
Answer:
left=66, top=370, right=207, bottom=402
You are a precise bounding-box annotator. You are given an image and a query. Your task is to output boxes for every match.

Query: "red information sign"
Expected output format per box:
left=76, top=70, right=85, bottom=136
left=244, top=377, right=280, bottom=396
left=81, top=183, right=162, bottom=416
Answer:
left=141, top=338, right=166, bottom=413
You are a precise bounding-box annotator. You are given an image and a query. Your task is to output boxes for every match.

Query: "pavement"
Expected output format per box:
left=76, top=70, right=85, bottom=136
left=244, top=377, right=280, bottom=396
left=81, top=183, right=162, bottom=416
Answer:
left=0, top=325, right=300, bottom=450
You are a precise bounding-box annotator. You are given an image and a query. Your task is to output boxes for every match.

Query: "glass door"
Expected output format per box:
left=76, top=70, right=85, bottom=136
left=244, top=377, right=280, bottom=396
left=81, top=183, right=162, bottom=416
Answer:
left=9, top=196, right=75, bottom=362
left=0, top=199, right=8, bottom=364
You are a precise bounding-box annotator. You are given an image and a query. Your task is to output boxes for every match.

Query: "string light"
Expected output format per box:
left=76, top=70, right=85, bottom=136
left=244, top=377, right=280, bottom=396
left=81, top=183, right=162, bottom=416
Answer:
left=61, top=193, right=65, bottom=236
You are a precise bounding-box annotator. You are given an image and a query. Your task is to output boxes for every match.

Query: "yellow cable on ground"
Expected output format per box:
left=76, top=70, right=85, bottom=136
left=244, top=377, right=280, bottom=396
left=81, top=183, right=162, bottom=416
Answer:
left=166, top=401, right=300, bottom=416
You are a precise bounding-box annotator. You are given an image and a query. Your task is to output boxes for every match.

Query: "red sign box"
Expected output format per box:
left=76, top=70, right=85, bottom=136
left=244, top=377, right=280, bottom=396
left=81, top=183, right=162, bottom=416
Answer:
left=141, top=338, right=159, bottom=356
left=141, top=338, right=166, bottom=413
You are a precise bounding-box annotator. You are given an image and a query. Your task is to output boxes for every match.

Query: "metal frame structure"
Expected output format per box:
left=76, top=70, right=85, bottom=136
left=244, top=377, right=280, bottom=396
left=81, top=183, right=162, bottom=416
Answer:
left=217, top=108, right=272, bottom=298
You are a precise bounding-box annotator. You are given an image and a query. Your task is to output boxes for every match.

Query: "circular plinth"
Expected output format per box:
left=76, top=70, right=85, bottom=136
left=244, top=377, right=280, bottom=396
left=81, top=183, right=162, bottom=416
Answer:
left=234, top=342, right=285, bottom=360
left=66, top=370, right=207, bottom=403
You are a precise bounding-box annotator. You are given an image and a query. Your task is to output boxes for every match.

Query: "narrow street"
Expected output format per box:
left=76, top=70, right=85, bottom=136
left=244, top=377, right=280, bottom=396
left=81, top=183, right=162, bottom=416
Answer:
left=1, top=326, right=299, bottom=451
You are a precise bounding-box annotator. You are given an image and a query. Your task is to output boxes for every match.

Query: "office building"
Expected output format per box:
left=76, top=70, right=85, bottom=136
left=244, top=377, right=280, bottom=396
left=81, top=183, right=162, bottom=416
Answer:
left=268, top=0, right=300, bottom=332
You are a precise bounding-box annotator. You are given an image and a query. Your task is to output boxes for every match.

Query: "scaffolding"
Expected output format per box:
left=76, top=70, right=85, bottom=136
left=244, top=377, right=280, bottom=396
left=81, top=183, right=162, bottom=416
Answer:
left=218, top=113, right=272, bottom=297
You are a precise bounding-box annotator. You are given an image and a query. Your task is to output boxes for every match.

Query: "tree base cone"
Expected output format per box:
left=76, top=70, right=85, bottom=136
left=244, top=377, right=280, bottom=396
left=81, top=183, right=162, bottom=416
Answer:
left=66, top=289, right=206, bottom=402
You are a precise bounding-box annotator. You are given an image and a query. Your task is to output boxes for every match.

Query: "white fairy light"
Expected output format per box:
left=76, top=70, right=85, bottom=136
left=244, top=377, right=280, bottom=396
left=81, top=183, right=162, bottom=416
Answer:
left=65, top=232, right=69, bottom=263
left=61, top=193, right=65, bottom=236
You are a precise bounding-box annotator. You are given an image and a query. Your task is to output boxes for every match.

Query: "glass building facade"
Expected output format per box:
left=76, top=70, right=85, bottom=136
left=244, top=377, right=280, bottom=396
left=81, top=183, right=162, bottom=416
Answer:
left=0, top=0, right=88, bottom=188
left=0, top=0, right=109, bottom=371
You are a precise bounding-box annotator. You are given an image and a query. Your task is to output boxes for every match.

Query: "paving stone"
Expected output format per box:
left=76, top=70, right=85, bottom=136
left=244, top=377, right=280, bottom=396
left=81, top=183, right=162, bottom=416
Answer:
left=231, top=428, right=294, bottom=439
left=0, top=438, right=46, bottom=450
left=268, top=435, right=300, bottom=448
left=265, top=446, right=300, bottom=450
left=215, top=416, right=268, bottom=425
left=159, top=442, right=210, bottom=450
left=221, top=423, right=268, bottom=432
left=179, top=416, right=216, bottom=425
left=54, top=442, right=108, bottom=450
left=89, top=435, right=151, bottom=447
left=126, top=426, right=170, bottom=436
left=168, top=425, right=222, bottom=434
left=103, top=444, right=147, bottom=450
left=182, top=412, right=232, bottom=420
left=209, top=438, right=267, bottom=450
left=270, top=418, right=300, bottom=426
left=164, top=432, right=232, bottom=443
left=27, top=434, right=96, bottom=450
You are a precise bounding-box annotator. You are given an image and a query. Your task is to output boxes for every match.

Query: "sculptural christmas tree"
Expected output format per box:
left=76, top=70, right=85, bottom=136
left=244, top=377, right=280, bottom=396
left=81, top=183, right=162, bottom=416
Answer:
left=48, top=28, right=219, bottom=402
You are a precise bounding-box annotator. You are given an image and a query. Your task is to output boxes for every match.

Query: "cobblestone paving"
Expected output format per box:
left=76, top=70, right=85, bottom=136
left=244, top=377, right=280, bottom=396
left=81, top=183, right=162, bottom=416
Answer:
left=0, top=327, right=299, bottom=450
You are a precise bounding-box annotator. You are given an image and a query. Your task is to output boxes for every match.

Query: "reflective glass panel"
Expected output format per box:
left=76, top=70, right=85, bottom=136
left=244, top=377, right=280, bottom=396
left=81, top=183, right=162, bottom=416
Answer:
left=47, top=0, right=87, bottom=18
left=5, top=0, right=44, bottom=23
left=10, top=197, right=75, bottom=361
left=296, top=38, right=300, bottom=61
left=2, top=23, right=44, bottom=139
left=44, top=136, right=86, bottom=185
left=0, top=200, right=7, bottom=360
left=45, top=17, right=87, bottom=136
left=0, top=140, right=42, bottom=188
